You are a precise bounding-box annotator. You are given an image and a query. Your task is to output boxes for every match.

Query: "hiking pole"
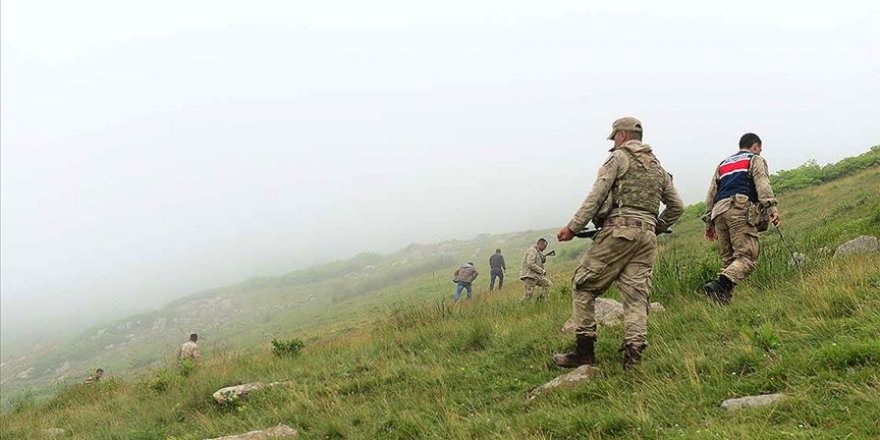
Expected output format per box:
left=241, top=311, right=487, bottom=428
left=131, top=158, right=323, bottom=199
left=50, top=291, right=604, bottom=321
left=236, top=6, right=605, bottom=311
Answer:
left=774, top=225, right=802, bottom=270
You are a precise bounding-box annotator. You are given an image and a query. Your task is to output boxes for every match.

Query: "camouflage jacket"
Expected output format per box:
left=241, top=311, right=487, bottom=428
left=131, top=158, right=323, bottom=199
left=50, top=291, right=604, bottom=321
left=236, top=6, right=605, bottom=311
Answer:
left=567, top=140, right=684, bottom=233
left=179, top=341, right=200, bottom=361
left=519, top=245, right=547, bottom=280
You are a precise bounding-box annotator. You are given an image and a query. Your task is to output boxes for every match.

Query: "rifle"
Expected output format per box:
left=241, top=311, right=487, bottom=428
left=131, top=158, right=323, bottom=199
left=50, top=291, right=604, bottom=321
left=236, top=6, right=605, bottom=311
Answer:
left=575, top=228, right=672, bottom=240
left=543, top=250, right=556, bottom=257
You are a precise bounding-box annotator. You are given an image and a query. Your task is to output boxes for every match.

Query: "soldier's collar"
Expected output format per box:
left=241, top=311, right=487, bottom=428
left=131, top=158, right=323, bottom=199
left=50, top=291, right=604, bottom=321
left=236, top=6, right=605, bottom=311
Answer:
left=610, top=140, right=648, bottom=153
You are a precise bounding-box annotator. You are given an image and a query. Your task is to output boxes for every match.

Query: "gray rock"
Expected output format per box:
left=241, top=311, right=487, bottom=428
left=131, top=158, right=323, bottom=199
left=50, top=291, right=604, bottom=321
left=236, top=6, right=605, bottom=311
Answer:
left=833, top=235, right=880, bottom=258
left=213, top=381, right=291, bottom=404
left=594, top=298, right=624, bottom=325
left=720, top=393, right=785, bottom=410
left=44, top=428, right=66, bottom=437
left=650, top=302, right=666, bottom=313
left=561, top=299, right=666, bottom=333
left=527, top=365, right=599, bottom=400
left=205, top=424, right=298, bottom=440
left=788, top=252, right=807, bottom=268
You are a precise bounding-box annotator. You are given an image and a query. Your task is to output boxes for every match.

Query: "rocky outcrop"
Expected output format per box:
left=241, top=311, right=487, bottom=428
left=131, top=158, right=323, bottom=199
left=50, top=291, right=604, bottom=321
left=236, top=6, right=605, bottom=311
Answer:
left=833, top=235, right=880, bottom=258
left=720, top=393, right=785, bottom=410
left=649, top=302, right=666, bottom=313
left=527, top=365, right=599, bottom=400
left=213, top=383, right=266, bottom=404
left=205, top=424, right=297, bottom=439
left=788, top=252, right=807, bottom=268
left=212, top=381, right=291, bottom=404
left=561, top=299, right=666, bottom=333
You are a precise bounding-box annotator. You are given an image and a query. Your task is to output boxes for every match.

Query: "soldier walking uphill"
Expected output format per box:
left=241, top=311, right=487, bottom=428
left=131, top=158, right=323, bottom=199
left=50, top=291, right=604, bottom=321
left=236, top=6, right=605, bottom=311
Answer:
left=179, top=333, right=201, bottom=364
left=553, top=117, right=684, bottom=370
left=520, top=238, right=552, bottom=302
left=702, top=133, right=780, bottom=305
left=488, top=249, right=507, bottom=290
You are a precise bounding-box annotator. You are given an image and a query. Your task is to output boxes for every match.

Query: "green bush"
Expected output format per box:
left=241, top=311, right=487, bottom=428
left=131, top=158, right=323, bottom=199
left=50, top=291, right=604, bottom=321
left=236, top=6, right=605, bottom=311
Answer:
left=271, top=338, right=305, bottom=358
left=743, top=323, right=780, bottom=353
left=771, top=145, right=880, bottom=193
left=148, top=369, right=178, bottom=393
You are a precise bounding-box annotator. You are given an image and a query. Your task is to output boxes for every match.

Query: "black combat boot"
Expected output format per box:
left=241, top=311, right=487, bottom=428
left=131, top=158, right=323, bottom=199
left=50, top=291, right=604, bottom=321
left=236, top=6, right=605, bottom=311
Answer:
left=703, top=275, right=734, bottom=305
left=621, top=343, right=646, bottom=370
left=552, top=335, right=596, bottom=368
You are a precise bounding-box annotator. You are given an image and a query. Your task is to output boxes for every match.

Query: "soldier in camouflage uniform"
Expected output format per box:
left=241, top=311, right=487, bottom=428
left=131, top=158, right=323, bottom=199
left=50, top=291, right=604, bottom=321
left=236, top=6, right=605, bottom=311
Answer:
left=520, top=238, right=552, bottom=302
left=702, top=133, right=780, bottom=304
left=84, top=368, right=104, bottom=384
left=179, top=333, right=201, bottom=363
left=553, top=117, right=684, bottom=369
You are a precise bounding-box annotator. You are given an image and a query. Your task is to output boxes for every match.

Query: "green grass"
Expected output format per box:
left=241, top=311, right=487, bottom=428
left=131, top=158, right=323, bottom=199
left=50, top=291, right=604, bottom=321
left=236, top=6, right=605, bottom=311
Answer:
left=2, top=166, right=879, bottom=439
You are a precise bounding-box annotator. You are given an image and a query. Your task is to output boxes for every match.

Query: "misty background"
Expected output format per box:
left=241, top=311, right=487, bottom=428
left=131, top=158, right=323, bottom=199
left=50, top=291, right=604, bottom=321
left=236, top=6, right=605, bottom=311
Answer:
left=2, top=1, right=878, bottom=355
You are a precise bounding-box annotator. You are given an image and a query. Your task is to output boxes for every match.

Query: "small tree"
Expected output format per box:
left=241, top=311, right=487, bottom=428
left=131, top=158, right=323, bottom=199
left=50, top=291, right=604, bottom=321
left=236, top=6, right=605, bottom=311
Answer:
left=271, top=338, right=305, bottom=358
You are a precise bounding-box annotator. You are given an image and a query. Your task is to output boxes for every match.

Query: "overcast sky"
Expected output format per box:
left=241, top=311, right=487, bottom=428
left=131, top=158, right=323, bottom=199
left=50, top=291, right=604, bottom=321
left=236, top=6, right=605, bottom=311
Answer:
left=2, top=0, right=878, bottom=346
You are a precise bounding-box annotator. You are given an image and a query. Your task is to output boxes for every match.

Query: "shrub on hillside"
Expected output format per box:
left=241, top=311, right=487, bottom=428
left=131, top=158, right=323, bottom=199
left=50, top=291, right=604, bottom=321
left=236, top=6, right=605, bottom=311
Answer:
left=771, top=145, right=880, bottom=193
left=271, top=338, right=305, bottom=358
left=148, top=369, right=179, bottom=393
left=743, top=323, right=780, bottom=354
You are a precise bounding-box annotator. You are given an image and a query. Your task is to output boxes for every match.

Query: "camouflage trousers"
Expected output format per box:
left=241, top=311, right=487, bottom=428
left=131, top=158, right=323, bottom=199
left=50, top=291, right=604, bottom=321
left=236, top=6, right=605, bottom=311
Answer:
left=713, top=204, right=760, bottom=284
left=570, top=226, right=657, bottom=347
left=521, top=276, right=552, bottom=301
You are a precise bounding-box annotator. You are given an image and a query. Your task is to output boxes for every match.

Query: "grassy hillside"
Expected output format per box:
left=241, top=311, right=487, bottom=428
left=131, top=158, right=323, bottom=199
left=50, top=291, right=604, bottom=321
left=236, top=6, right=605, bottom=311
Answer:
left=2, top=159, right=879, bottom=439
left=0, top=228, right=563, bottom=405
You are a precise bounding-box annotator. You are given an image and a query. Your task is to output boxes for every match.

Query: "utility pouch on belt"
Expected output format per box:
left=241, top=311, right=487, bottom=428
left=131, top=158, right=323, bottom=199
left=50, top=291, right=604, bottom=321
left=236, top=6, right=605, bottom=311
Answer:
left=733, top=194, right=750, bottom=208
left=748, top=204, right=770, bottom=232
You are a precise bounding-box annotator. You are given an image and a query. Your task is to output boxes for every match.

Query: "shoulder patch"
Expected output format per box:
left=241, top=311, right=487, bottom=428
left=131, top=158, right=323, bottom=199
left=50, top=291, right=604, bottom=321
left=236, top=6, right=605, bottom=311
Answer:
left=602, top=153, right=617, bottom=166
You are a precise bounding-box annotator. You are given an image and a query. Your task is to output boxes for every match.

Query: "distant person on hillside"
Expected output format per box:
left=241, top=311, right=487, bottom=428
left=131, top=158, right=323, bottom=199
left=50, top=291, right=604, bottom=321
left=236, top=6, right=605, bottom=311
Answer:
left=519, top=238, right=552, bottom=302
left=452, top=262, right=479, bottom=301
left=83, top=368, right=104, bottom=384
left=702, top=133, right=780, bottom=305
left=553, top=117, right=683, bottom=370
left=488, top=249, right=507, bottom=290
left=179, top=333, right=201, bottom=363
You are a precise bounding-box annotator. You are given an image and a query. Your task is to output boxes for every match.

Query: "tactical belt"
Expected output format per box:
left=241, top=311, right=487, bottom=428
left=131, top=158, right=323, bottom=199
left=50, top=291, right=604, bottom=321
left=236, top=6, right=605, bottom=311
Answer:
left=603, top=217, right=655, bottom=231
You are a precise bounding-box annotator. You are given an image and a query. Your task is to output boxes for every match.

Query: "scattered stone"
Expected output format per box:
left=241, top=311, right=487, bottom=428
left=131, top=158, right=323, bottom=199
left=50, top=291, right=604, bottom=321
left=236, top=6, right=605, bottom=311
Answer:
left=527, top=365, right=599, bottom=400
left=720, top=393, right=785, bottom=410
left=833, top=235, right=880, bottom=258
left=44, top=428, right=66, bottom=437
left=205, top=424, right=298, bottom=440
left=561, top=300, right=666, bottom=333
left=650, top=302, right=666, bottom=313
left=15, top=367, right=33, bottom=380
left=594, top=298, right=624, bottom=325
left=788, top=252, right=807, bottom=268
left=212, top=381, right=291, bottom=404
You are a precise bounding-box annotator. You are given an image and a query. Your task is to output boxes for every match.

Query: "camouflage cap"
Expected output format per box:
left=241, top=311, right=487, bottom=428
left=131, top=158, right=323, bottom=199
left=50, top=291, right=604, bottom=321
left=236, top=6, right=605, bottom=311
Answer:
left=606, top=116, right=643, bottom=140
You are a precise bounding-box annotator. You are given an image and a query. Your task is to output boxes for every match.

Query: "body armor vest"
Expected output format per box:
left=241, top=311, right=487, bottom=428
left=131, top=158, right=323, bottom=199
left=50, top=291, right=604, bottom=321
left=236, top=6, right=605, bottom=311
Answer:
left=714, top=151, right=758, bottom=203
left=610, top=148, right=666, bottom=218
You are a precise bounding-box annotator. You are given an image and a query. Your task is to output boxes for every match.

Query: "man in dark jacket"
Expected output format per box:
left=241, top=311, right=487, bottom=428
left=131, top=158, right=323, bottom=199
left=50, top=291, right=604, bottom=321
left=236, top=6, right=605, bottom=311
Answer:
left=488, top=249, right=506, bottom=290
left=452, top=262, right=479, bottom=301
